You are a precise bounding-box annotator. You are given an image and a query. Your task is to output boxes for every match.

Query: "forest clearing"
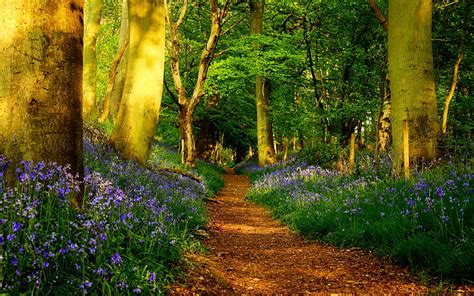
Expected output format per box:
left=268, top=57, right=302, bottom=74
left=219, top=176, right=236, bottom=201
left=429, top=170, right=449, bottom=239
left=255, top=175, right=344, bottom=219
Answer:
left=1, top=0, right=473, bottom=294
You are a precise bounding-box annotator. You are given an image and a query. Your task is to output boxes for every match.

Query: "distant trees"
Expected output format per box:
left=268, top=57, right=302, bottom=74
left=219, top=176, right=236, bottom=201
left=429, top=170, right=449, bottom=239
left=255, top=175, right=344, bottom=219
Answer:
left=110, top=0, right=166, bottom=165
left=388, top=0, right=440, bottom=172
left=0, top=0, right=84, bottom=197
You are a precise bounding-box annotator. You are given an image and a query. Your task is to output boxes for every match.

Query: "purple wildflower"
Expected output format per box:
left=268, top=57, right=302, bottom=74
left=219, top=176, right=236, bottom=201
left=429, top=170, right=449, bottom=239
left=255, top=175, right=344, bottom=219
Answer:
left=148, top=271, right=156, bottom=283
left=110, top=252, right=123, bottom=265
left=436, top=186, right=445, bottom=198
left=12, top=222, right=22, bottom=232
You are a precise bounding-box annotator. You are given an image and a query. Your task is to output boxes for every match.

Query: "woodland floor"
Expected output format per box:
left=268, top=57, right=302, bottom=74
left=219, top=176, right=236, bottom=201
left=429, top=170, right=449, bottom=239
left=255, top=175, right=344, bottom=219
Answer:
left=168, top=169, right=474, bottom=295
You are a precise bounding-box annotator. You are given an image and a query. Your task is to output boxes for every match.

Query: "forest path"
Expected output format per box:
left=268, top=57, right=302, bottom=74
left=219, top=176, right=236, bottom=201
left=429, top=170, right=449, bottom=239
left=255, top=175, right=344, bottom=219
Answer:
left=168, top=169, right=429, bottom=294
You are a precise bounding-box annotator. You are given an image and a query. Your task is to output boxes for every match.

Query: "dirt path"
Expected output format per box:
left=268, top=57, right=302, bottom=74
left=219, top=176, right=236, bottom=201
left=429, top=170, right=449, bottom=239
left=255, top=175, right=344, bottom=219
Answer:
left=168, top=169, right=470, bottom=294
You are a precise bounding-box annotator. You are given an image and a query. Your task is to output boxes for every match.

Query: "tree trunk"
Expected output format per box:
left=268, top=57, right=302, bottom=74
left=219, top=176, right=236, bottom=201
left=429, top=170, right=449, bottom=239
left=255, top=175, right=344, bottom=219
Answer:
left=388, top=0, right=440, bottom=172
left=196, top=119, right=218, bottom=161
left=111, top=0, right=166, bottom=165
left=99, top=0, right=129, bottom=123
left=166, top=0, right=227, bottom=168
left=0, top=0, right=84, bottom=202
left=250, top=0, right=277, bottom=166
left=179, top=107, right=196, bottom=168
left=83, top=0, right=104, bottom=120
left=376, top=76, right=391, bottom=153
left=442, top=51, right=464, bottom=135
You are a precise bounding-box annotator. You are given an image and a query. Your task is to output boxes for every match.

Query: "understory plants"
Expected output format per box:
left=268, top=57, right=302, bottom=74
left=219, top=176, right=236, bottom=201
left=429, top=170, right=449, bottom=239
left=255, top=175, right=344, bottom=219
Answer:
left=0, top=140, right=221, bottom=294
left=245, top=155, right=473, bottom=281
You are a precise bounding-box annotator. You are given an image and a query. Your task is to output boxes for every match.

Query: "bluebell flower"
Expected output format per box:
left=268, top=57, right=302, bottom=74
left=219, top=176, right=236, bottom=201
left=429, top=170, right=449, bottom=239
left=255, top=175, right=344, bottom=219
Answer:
left=148, top=271, right=157, bottom=283
left=110, top=252, right=123, bottom=265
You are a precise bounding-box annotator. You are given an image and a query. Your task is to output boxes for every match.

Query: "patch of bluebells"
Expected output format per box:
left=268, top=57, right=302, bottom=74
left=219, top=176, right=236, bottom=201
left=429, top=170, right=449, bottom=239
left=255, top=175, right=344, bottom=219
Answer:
left=247, top=158, right=473, bottom=278
left=1, top=141, right=209, bottom=294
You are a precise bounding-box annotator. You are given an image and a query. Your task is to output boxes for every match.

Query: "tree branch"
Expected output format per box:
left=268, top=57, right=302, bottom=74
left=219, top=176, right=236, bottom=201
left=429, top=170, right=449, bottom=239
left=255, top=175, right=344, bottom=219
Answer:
left=221, top=14, right=246, bottom=35
left=368, top=0, right=387, bottom=32
left=175, top=0, right=188, bottom=30
left=164, top=79, right=179, bottom=106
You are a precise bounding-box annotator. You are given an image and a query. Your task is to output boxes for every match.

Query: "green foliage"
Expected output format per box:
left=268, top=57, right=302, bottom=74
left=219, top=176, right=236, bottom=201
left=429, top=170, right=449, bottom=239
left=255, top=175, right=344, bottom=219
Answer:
left=196, top=161, right=225, bottom=195
left=297, top=142, right=342, bottom=169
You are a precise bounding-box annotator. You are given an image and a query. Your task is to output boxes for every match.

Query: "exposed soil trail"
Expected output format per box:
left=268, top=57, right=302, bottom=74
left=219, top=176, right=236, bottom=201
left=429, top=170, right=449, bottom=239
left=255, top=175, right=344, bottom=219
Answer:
left=168, top=169, right=469, bottom=294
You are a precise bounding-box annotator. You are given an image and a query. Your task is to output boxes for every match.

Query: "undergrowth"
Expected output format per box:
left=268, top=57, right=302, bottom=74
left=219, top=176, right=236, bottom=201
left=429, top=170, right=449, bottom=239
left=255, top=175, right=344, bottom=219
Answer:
left=0, top=141, right=224, bottom=294
left=243, top=155, right=473, bottom=282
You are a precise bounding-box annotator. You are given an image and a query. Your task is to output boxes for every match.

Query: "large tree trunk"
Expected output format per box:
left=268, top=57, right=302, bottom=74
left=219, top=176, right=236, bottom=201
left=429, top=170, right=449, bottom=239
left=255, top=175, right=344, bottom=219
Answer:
left=111, top=0, right=166, bottom=165
left=0, top=0, right=84, bottom=200
left=388, top=0, right=440, bottom=173
left=250, top=0, right=277, bottom=166
left=99, top=0, right=129, bottom=124
left=83, top=0, right=104, bottom=120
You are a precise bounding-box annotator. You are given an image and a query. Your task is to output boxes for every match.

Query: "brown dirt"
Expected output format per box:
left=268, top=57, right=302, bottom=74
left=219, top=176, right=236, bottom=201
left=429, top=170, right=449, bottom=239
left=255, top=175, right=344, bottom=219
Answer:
left=168, top=169, right=474, bottom=295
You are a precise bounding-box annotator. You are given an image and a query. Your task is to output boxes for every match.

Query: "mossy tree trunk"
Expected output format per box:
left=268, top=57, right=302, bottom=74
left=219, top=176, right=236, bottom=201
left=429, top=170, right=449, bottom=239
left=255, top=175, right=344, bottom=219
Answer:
left=83, top=0, right=104, bottom=120
left=110, top=0, right=166, bottom=165
left=0, top=0, right=84, bottom=199
left=388, top=0, right=440, bottom=173
left=250, top=0, right=277, bottom=167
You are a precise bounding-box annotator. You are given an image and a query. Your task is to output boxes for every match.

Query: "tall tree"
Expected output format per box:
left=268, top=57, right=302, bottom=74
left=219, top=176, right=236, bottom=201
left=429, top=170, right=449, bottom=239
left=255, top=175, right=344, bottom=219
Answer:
left=166, top=0, right=230, bottom=168
left=110, top=0, right=166, bottom=164
left=0, top=0, right=84, bottom=195
left=388, top=0, right=440, bottom=172
left=99, top=0, right=129, bottom=124
left=250, top=0, right=277, bottom=166
left=83, top=0, right=104, bottom=120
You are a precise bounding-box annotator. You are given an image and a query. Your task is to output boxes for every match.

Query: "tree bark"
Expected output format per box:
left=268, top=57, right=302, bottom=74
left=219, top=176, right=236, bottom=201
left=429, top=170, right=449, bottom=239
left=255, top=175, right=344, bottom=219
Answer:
left=388, top=0, right=440, bottom=172
left=99, top=0, right=129, bottom=123
left=250, top=0, right=277, bottom=166
left=110, top=0, right=166, bottom=165
left=178, top=106, right=196, bottom=167
left=83, top=0, right=104, bottom=120
left=376, top=75, right=391, bottom=152
left=0, top=0, right=84, bottom=202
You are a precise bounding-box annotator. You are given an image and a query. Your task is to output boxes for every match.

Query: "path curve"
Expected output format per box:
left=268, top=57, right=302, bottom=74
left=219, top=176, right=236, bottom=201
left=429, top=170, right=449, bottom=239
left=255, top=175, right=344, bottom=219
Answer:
left=168, top=169, right=469, bottom=294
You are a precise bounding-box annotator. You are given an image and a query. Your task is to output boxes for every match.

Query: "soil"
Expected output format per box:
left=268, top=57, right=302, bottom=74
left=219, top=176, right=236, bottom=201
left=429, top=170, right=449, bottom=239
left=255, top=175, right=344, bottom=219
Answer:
left=168, top=169, right=474, bottom=295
